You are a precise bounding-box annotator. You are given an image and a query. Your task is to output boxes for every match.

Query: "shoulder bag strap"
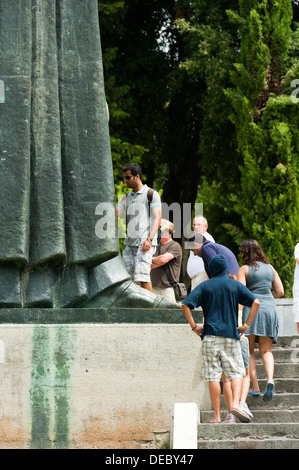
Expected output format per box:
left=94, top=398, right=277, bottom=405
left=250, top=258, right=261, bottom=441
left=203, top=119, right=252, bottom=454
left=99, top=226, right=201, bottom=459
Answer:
left=157, top=243, right=177, bottom=287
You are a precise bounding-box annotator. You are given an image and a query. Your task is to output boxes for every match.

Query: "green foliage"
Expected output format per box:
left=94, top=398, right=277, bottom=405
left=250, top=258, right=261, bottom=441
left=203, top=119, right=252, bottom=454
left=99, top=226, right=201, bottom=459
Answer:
left=174, top=0, right=241, bottom=183
left=99, top=0, right=179, bottom=188
left=196, top=178, right=245, bottom=253
left=98, top=0, right=298, bottom=294
left=225, top=0, right=299, bottom=295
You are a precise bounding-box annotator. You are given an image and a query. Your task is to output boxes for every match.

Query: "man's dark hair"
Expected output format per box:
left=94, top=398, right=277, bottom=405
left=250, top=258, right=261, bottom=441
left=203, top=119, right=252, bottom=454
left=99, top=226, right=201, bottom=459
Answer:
left=122, top=163, right=142, bottom=179
left=187, top=234, right=207, bottom=244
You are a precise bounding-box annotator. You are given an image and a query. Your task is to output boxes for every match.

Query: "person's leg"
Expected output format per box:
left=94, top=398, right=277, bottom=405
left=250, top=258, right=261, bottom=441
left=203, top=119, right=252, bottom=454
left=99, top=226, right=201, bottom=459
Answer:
left=209, top=381, right=222, bottom=423
left=259, top=336, right=274, bottom=383
left=259, top=336, right=275, bottom=402
left=240, top=338, right=250, bottom=402
left=240, top=368, right=250, bottom=402
left=202, top=336, right=222, bottom=422
left=222, top=372, right=233, bottom=411
left=230, top=377, right=243, bottom=411
left=220, top=337, right=251, bottom=422
left=239, top=367, right=253, bottom=418
left=134, top=245, right=155, bottom=291
left=221, top=372, right=238, bottom=423
left=248, top=334, right=260, bottom=392
left=229, top=376, right=251, bottom=422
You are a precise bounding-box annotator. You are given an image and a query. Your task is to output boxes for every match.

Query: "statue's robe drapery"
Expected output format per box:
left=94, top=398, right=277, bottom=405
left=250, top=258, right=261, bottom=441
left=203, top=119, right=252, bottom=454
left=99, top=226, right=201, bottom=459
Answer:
left=0, top=0, right=158, bottom=308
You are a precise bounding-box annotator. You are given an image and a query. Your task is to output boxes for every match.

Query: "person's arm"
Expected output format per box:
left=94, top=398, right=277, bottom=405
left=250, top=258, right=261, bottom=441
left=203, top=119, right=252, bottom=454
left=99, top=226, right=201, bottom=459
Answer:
left=116, top=205, right=124, bottom=217
left=116, top=195, right=126, bottom=217
left=142, top=206, right=161, bottom=252
left=182, top=304, right=203, bottom=337
left=236, top=265, right=248, bottom=312
left=237, top=265, right=248, bottom=286
left=151, top=252, right=174, bottom=269
left=237, top=299, right=260, bottom=335
left=271, top=266, right=284, bottom=298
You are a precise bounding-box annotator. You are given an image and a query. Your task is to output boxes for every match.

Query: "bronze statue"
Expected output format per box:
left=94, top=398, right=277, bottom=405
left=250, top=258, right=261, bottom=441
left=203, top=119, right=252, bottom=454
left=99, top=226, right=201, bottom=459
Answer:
left=0, top=0, right=176, bottom=309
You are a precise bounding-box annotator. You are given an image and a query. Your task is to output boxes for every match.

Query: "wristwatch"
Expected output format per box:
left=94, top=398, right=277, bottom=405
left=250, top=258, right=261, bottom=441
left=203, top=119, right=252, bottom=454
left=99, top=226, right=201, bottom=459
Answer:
left=147, top=237, right=152, bottom=243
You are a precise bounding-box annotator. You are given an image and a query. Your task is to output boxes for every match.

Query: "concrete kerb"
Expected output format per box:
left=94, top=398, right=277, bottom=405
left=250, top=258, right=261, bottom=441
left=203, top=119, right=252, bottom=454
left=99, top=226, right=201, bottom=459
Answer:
left=171, top=403, right=199, bottom=449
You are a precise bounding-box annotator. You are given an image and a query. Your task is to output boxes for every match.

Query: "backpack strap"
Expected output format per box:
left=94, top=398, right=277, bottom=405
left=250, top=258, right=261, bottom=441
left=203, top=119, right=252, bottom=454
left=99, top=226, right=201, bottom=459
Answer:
left=147, top=187, right=154, bottom=205
left=123, top=186, right=154, bottom=212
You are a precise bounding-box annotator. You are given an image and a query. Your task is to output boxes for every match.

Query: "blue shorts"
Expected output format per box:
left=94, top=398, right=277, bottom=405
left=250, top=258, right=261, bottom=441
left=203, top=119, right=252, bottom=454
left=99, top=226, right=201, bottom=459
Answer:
left=241, top=336, right=249, bottom=370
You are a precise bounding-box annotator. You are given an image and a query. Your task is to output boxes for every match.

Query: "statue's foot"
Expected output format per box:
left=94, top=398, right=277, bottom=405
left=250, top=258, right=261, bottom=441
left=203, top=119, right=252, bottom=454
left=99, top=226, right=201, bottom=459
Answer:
left=0, top=256, right=180, bottom=309
left=83, top=279, right=179, bottom=309
left=83, top=256, right=179, bottom=309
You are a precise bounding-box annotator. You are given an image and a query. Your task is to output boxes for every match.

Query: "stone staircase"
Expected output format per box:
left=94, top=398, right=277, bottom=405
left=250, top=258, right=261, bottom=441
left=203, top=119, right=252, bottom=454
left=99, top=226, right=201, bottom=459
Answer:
left=198, top=335, right=299, bottom=449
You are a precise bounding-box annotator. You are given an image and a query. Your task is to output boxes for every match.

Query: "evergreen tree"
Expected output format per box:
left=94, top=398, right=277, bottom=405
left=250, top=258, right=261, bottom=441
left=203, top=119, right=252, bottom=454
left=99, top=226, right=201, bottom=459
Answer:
left=225, top=0, right=299, bottom=294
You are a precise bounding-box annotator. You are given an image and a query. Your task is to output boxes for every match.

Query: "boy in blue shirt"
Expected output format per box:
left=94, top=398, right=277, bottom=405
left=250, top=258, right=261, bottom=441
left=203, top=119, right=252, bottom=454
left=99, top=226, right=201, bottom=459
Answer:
left=182, top=254, right=260, bottom=423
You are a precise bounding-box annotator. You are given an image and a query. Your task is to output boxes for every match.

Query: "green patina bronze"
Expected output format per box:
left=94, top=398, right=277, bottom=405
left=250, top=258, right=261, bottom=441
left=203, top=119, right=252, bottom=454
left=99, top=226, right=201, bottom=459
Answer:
left=30, top=325, right=76, bottom=448
left=0, top=0, right=175, bottom=310
left=30, top=327, right=52, bottom=449
left=0, top=0, right=179, bottom=450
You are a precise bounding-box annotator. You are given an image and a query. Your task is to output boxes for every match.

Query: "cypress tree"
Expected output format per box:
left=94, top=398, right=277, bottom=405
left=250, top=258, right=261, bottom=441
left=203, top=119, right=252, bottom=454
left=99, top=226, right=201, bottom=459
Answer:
left=225, top=0, right=299, bottom=295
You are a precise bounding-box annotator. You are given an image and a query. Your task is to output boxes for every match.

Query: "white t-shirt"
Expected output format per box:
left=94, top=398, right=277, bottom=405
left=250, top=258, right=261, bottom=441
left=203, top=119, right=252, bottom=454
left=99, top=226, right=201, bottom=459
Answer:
left=186, top=231, right=215, bottom=278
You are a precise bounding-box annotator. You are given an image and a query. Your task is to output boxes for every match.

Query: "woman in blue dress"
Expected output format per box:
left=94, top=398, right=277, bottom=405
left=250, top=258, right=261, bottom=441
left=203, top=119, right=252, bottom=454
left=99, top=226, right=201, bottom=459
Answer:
left=238, top=240, right=284, bottom=402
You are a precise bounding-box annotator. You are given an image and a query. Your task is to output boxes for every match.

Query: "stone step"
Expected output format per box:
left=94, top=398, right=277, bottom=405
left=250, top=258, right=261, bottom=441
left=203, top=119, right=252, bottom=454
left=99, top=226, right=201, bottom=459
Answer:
left=254, top=348, right=299, bottom=363
left=255, top=362, right=298, bottom=378
left=250, top=409, right=299, bottom=423
left=196, top=335, right=299, bottom=449
left=201, top=409, right=299, bottom=423
left=197, top=438, right=299, bottom=449
left=274, top=336, right=299, bottom=348
left=248, top=378, right=299, bottom=394
left=242, top=393, right=299, bottom=409
left=197, top=422, right=299, bottom=442
left=219, top=393, right=299, bottom=410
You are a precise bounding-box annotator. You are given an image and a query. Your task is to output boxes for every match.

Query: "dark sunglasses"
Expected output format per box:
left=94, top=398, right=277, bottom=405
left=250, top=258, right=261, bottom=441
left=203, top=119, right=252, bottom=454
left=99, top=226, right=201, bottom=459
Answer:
left=123, top=175, right=135, bottom=181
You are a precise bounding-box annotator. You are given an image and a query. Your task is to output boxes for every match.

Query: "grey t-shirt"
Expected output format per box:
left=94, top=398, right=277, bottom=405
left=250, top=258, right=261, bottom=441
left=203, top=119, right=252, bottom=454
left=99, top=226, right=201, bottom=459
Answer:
left=117, top=184, right=161, bottom=246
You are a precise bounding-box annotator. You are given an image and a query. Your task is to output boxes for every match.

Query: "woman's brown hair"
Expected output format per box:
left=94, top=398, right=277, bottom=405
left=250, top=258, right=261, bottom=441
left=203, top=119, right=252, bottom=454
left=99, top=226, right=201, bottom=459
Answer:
left=240, top=239, right=269, bottom=269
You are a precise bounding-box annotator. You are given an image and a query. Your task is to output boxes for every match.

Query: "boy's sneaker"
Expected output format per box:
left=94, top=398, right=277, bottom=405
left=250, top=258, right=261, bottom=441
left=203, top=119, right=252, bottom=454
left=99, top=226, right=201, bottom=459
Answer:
left=222, top=413, right=237, bottom=423
left=240, top=401, right=253, bottom=418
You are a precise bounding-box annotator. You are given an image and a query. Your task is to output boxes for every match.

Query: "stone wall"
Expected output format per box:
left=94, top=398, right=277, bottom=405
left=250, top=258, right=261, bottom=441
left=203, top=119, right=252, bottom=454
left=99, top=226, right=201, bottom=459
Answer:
left=0, top=299, right=296, bottom=449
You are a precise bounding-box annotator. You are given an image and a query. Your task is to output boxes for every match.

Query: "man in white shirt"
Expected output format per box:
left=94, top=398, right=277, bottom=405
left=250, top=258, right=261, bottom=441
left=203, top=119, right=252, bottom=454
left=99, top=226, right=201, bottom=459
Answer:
left=186, top=215, right=215, bottom=290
